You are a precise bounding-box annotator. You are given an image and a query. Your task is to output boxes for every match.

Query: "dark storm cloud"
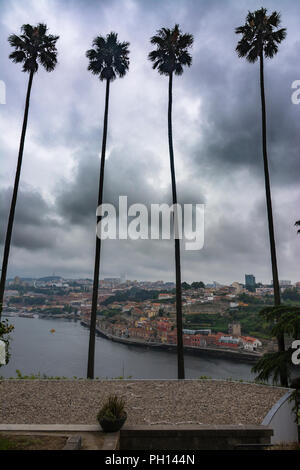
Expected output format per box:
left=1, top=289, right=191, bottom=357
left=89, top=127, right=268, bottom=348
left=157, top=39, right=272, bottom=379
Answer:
left=179, top=2, right=300, bottom=187
left=0, top=187, right=60, bottom=250
left=0, top=0, right=299, bottom=282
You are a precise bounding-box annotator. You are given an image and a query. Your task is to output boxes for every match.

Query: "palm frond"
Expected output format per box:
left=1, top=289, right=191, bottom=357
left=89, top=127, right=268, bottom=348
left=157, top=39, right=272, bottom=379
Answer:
left=235, top=7, right=286, bottom=63
left=9, top=50, right=26, bottom=63
left=252, top=350, right=291, bottom=385
left=149, top=24, right=193, bottom=76
left=8, top=23, right=59, bottom=74
left=86, top=32, right=130, bottom=82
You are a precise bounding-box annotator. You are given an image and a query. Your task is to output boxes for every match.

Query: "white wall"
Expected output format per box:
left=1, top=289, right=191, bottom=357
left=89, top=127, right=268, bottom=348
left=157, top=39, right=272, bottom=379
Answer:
left=262, top=391, right=298, bottom=444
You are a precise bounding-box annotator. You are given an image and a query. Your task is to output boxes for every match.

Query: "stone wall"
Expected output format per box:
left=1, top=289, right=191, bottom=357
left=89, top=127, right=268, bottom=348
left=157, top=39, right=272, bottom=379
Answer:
left=120, top=425, right=273, bottom=450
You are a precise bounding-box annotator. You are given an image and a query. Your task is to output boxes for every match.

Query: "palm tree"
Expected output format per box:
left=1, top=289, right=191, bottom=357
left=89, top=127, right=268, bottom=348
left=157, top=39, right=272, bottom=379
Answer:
left=0, top=24, right=59, bottom=320
left=236, top=8, right=287, bottom=386
left=252, top=305, right=300, bottom=386
left=149, top=25, right=193, bottom=379
left=86, top=33, right=130, bottom=379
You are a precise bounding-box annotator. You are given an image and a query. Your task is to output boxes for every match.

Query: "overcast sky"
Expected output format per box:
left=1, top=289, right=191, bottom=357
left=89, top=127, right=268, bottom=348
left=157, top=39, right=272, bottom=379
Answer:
left=0, top=0, right=299, bottom=284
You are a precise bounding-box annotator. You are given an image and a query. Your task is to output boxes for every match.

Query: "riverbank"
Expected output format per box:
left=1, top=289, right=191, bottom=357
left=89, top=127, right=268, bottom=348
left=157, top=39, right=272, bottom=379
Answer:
left=1, top=316, right=256, bottom=380
left=80, top=321, right=261, bottom=364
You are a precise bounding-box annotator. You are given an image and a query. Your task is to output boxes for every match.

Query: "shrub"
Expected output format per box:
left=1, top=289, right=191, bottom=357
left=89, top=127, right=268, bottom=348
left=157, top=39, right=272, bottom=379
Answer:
left=97, top=395, right=126, bottom=421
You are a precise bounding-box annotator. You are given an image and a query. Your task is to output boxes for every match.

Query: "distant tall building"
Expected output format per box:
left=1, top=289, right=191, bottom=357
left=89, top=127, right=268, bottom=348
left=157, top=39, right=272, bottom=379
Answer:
left=245, top=274, right=255, bottom=288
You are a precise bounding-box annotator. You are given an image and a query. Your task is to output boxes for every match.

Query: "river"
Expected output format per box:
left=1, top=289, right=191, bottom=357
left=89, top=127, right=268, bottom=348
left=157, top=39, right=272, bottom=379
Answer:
left=1, top=317, right=256, bottom=380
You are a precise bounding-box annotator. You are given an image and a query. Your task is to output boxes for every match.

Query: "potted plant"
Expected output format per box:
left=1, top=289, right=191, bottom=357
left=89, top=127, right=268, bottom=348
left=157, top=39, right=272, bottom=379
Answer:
left=97, top=395, right=127, bottom=432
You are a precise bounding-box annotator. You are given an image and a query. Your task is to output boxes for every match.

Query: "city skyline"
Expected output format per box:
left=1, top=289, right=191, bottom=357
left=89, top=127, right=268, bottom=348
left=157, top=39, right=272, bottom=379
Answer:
left=6, top=272, right=298, bottom=287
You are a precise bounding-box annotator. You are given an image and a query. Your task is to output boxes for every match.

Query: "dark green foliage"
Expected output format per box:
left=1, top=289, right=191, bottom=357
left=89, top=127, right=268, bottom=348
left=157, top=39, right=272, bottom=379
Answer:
left=149, top=24, right=193, bottom=76
left=259, top=305, right=300, bottom=338
left=237, top=293, right=265, bottom=304
left=252, top=350, right=292, bottom=385
left=191, top=282, right=205, bottom=289
left=97, top=395, right=126, bottom=420
left=181, top=282, right=205, bottom=290
left=185, top=310, right=273, bottom=338
left=9, top=296, right=46, bottom=305
left=282, top=288, right=300, bottom=302
left=100, top=309, right=120, bottom=318
left=8, top=23, right=59, bottom=73
left=295, top=220, right=300, bottom=234
left=252, top=305, right=300, bottom=385
left=86, top=32, right=130, bottom=81
left=102, top=288, right=160, bottom=306
left=235, top=8, right=286, bottom=63
left=181, top=282, right=191, bottom=290
left=0, top=320, right=14, bottom=367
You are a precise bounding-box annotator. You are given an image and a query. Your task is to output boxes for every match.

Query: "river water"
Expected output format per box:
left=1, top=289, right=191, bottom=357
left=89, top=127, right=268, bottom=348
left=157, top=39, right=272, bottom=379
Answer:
left=1, top=317, right=255, bottom=380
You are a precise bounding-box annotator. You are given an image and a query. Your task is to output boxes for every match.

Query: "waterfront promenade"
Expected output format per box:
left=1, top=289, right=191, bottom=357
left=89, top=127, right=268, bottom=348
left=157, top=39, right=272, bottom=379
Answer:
left=81, top=321, right=262, bottom=364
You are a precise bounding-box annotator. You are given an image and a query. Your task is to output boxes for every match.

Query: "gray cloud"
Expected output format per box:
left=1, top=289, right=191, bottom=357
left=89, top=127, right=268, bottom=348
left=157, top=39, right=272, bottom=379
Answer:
left=0, top=186, right=60, bottom=250
left=0, top=0, right=299, bottom=283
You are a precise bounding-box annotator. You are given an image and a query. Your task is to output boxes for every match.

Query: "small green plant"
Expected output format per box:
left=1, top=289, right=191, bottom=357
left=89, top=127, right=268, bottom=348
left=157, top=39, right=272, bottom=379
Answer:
left=97, top=395, right=126, bottom=421
left=0, top=319, right=14, bottom=367
left=14, top=370, right=69, bottom=380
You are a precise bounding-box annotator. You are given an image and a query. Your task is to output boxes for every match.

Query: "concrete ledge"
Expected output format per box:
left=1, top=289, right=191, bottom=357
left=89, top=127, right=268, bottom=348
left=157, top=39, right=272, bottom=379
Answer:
left=0, top=424, right=100, bottom=432
left=121, top=424, right=273, bottom=435
left=120, top=425, right=273, bottom=450
left=0, top=423, right=273, bottom=450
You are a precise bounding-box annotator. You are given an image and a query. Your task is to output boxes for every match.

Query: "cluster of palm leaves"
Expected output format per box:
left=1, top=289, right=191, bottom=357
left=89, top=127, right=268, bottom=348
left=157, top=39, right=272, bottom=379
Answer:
left=0, top=8, right=296, bottom=385
left=252, top=305, right=300, bottom=385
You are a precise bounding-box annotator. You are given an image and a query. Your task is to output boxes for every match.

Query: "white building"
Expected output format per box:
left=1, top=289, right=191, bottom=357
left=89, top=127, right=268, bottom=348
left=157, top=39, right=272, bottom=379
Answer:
left=241, top=337, right=262, bottom=352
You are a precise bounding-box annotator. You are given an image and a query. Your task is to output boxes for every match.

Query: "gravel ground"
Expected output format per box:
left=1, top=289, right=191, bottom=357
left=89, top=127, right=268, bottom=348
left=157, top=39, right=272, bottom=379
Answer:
left=0, top=380, right=287, bottom=426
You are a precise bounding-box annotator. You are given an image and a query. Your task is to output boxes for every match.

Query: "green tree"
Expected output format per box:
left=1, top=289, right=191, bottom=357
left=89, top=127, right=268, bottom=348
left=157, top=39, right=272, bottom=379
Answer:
left=149, top=24, right=193, bottom=379
left=182, top=282, right=191, bottom=290
left=191, top=282, right=205, bottom=289
left=0, top=24, right=59, bottom=320
left=86, top=33, right=130, bottom=379
left=282, top=288, right=300, bottom=302
left=235, top=8, right=287, bottom=386
left=252, top=306, right=300, bottom=385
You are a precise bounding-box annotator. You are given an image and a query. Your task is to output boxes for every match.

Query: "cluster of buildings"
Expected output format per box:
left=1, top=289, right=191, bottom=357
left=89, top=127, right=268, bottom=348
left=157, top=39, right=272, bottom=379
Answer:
left=89, top=314, right=262, bottom=353
left=4, top=275, right=300, bottom=355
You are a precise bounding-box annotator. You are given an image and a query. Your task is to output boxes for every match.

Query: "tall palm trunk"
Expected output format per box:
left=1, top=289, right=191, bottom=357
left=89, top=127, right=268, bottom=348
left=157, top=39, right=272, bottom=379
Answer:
left=259, top=52, right=287, bottom=387
left=168, top=72, right=185, bottom=379
left=87, top=78, right=110, bottom=379
left=0, top=70, right=34, bottom=320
